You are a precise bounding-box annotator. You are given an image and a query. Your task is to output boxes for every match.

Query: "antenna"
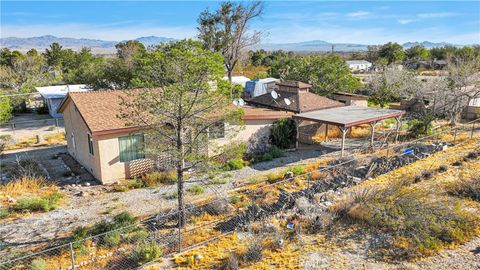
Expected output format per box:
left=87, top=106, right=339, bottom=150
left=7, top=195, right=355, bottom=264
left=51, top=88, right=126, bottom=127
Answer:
left=233, top=98, right=245, bottom=107
left=284, top=98, right=291, bottom=106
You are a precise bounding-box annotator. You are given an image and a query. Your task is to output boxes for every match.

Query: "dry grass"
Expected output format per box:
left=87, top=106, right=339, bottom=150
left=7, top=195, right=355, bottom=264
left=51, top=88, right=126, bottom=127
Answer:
left=4, top=132, right=66, bottom=150
left=0, top=177, right=54, bottom=198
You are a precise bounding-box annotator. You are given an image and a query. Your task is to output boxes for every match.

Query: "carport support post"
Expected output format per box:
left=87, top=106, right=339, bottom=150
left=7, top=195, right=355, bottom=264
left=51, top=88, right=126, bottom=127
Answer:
left=394, top=116, right=402, bottom=143
left=295, top=118, right=300, bottom=149
left=339, top=126, right=348, bottom=157
left=369, top=121, right=378, bottom=148
left=324, top=124, right=329, bottom=142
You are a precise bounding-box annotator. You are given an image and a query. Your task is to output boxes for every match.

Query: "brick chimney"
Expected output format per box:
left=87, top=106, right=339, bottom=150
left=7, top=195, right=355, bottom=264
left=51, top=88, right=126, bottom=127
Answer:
left=276, top=80, right=312, bottom=93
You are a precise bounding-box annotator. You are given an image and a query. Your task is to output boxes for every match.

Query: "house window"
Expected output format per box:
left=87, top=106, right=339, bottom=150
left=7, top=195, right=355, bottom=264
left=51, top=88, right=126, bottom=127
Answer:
left=118, top=134, right=145, bottom=162
left=88, top=134, right=94, bottom=155
left=209, top=121, right=225, bottom=139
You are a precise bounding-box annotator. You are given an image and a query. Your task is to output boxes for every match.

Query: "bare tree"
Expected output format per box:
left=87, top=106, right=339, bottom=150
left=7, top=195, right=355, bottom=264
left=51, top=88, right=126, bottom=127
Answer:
left=440, top=59, right=480, bottom=125
left=197, top=1, right=264, bottom=83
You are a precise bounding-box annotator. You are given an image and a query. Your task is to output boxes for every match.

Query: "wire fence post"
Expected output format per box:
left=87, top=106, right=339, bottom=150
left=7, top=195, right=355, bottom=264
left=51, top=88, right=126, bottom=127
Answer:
left=55, top=118, right=59, bottom=133
left=307, top=172, right=311, bottom=190
left=69, top=242, right=76, bottom=270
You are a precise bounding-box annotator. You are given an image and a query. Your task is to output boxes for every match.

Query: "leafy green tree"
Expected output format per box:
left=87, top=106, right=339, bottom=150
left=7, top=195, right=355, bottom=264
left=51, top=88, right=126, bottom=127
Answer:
left=0, top=48, right=23, bottom=67
left=379, top=42, right=405, bottom=65
left=405, top=45, right=430, bottom=61
left=270, top=54, right=360, bottom=96
left=0, top=94, right=12, bottom=123
left=119, top=40, right=235, bottom=227
left=43, top=42, right=64, bottom=67
left=197, top=1, right=264, bottom=83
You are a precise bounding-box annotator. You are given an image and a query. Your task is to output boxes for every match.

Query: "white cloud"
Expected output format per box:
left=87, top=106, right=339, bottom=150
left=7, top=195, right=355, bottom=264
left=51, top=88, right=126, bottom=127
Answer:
left=398, top=19, right=417, bottom=25
left=347, top=11, right=371, bottom=18
left=417, top=12, right=458, bottom=19
left=1, top=23, right=197, bottom=41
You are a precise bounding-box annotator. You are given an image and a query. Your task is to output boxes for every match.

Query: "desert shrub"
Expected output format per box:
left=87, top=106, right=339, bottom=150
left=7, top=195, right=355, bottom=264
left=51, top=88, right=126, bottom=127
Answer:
left=421, top=170, right=434, bottom=179
left=13, top=192, right=63, bottom=212
left=270, top=118, right=296, bottom=149
left=208, top=177, right=227, bottom=185
left=0, top=177, right=50, bottom=198
left=113, top=185, right=129, bottom=192
left=214, top=143, right=247, bottom=163
left=332, top=184, right=480, bottom=259
left=259, top=152, right=273, bottom=162
left=229, top=195, right=240, bottom=204
left=29, top=258, right=47, bottom=270
left=447, top=175, right=480, bottom=201
left=242, top=241, right=263, bottom=262
left=289, top=165, right=306, bottom=176
left=437, top=165, right=448, bottom=172
left=72, top=227, right=90, bottom=248
left=225, top=159, right=246, bottom=170
left=407, top=119, right=433, bottom=138
left=187, top=185, right=205, bottom=195
left=0, top=208, right=10, bottom=219
left=132, top=241, right=162, bottom=264
left=92, top=211, right=136, bottom=235
left=127, top=179, right=145, bottom=189
left=266, top=173, right=282, bottom=183
left=104, top=231, right=122, bottom=247
left=7, top=159, right=45, bottom=180
left=128, top=229, right=149, bottom=243
left=256, top=146, right=284, bottom=162
left=143, top=170, right=177, bottom=186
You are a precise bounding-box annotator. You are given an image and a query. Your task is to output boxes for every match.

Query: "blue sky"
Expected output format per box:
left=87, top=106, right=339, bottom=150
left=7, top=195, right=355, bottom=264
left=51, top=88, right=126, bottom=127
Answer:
left=1, top=1, right=479, bottom=45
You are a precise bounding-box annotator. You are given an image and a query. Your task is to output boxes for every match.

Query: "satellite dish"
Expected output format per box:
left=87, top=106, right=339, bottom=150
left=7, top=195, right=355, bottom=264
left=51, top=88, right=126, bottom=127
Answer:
left=238, top=98, right=245, bottom=106
left=284, top=98, right=291, bottom=106
left=271, top=90, right=278, bottom=99
left=233, top=100, right=239, bottom=106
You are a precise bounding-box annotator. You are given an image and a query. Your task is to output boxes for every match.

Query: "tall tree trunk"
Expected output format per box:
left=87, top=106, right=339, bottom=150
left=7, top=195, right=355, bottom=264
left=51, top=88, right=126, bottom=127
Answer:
left=176, top=126, right=185, bottom=228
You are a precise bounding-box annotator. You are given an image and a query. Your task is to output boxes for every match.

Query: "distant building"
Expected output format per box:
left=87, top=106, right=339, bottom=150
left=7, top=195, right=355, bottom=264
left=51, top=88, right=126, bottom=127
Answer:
left=332, top=92, right=368, bottom=107
left=36, top=84, right=92, bottom=118
left=464, top=97, right=480, bottom=120
left=346, top=60, right=372, bottom=72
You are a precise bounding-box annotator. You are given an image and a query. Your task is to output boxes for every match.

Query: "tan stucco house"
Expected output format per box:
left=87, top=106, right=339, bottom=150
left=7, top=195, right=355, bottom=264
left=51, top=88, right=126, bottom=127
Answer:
left=58, top=91, right=293, bottom=184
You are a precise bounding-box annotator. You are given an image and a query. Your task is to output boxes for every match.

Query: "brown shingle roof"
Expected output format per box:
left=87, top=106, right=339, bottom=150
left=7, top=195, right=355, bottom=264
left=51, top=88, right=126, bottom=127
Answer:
left=58, top=90, right=135, bottom=135
left=247, top=91, right=344, bottom=113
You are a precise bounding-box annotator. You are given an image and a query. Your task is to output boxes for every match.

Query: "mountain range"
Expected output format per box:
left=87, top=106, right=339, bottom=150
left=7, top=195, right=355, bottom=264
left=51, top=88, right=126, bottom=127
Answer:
left=0, top=35, right=461, bottom=53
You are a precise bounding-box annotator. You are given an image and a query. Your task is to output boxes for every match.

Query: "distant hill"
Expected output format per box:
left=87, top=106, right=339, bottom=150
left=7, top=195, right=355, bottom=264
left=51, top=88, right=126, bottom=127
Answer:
left=402, top=41, right=452, bottom=48
left=0, top=35, right=469, bottom=53
left=0, top=35, right=177, bottom=54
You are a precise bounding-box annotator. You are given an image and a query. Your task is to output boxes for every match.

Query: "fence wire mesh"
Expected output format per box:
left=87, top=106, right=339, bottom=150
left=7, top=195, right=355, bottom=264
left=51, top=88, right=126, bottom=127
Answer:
left=1, top=119, right=479, bottom=270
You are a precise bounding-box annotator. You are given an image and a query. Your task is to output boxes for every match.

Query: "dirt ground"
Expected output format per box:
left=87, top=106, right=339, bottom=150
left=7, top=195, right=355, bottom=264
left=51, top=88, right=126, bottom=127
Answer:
left=0, top=113, right=65, bottom=142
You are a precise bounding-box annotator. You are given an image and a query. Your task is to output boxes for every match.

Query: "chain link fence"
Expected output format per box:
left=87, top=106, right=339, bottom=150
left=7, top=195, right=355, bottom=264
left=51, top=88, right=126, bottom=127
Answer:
left=1, top=119, right=479, bottom=270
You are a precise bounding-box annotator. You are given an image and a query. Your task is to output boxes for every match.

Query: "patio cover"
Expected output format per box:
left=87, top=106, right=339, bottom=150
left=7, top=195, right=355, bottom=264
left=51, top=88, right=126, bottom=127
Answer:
left=293, top=106, right=405, bottom=156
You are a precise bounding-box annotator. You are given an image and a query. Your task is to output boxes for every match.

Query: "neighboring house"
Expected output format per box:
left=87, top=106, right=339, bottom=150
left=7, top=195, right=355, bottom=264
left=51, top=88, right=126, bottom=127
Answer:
left=36, top=85, right=92, bottom=118
left=222, top=76, right=251, bottom=87
left=346, top=60, right=372, bottom=72
left=332, top=92, right=368, bottom=107
left=247, top=80, right=344, bottom=113
left=58, top=90, right=293, bottom=184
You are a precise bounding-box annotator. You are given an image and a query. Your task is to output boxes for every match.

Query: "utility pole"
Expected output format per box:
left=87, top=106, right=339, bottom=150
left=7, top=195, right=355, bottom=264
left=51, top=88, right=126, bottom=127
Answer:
left=331, top=44, right=335, bottom=54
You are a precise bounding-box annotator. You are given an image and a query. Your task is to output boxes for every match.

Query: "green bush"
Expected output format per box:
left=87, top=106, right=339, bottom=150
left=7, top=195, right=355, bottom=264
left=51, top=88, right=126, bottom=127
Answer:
left=132, top=241, right=162, bottom=264
left=208, top=177, right=227, bottom=185
left=128, top=229, right=149, bottom=243
left=187, top=185, right=205, bottom=195
left=29, top=258, right=47, bottom=270
left=14, top=192, right=63, bottom=212
left=104, top=231, right=122, bottom=247
left=143, top=170, right=177, bottom=186
left=266, top=173, right=281, bottom=183
left=270, top=118, right=296, bottom=149
left=225, top=159, right=246, bottom=170
left=229, top=195, right=240, bottom=204
left=92, top=211, right=136, bottom=235
left=289, top=165, right=306, bottom=176
left=72, top=227, right=90, bottom=248
left=260, top=153, right=273, bottom=162
left=214, top=143, right=247, bottom=163
left=269, top=146, right=284, bottom=159
left=127, top=179, right=145, bottom=189
left=0, top=208, right=10, bottom=219
left=407, top=119, right=433, bottom=138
